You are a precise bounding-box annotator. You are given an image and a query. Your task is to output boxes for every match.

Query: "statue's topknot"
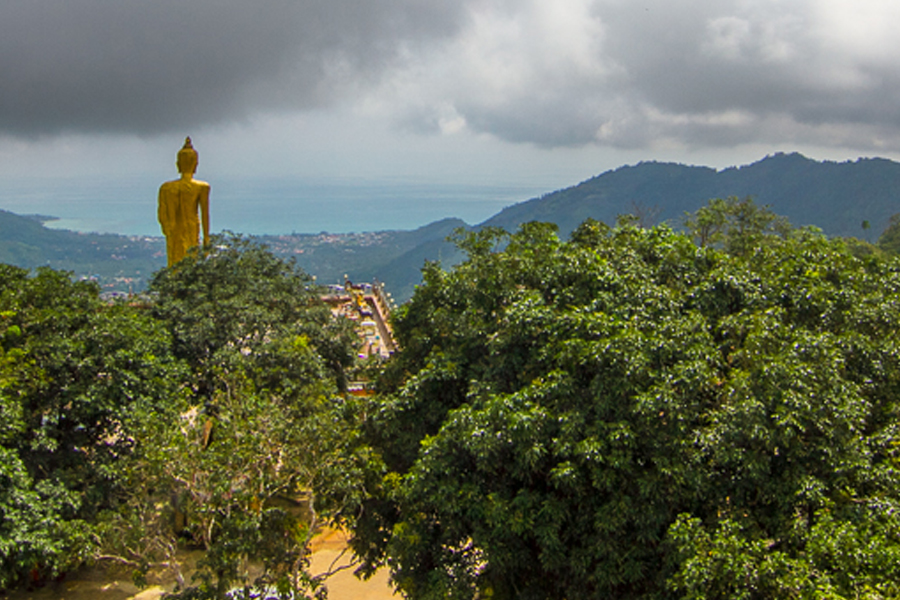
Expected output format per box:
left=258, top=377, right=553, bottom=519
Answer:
left=177, top=136, right=198, bottom=174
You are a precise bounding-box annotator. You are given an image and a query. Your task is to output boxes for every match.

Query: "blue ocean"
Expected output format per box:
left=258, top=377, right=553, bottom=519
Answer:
left=0, top=176, right=545, bottom=236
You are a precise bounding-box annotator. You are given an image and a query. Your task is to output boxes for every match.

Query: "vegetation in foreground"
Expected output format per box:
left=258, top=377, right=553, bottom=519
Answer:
left=0, top=234, right=358, bottom=598
left=2, top=200, right=900, bottom=599
left=337, top=200, right=900, bottom=599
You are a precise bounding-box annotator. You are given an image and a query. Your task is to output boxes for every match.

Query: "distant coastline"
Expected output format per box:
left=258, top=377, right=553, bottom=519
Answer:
left=20, top=213, right=60, bottom=224
left=0, top=176, right=545, bottom=237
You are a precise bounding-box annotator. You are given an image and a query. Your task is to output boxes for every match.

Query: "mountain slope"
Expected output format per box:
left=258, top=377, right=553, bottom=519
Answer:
left=0, top=209, right=165, bottom=291
left=481, top=153, right=900, bottom=238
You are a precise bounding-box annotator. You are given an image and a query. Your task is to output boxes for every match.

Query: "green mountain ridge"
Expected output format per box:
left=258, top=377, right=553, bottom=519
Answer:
left=482, top=152, right=900, bottom=237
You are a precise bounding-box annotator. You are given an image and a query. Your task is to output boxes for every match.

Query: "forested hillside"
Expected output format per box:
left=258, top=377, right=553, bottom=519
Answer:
left=379, top=153, right=900, bottom=296
left=482, top=152, right=900, bottom=238
left=0, top=209, right=165, bottom=291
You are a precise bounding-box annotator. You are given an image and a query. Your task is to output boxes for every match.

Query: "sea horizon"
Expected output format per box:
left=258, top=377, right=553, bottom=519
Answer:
left=0, top=175, right=547, bottom=237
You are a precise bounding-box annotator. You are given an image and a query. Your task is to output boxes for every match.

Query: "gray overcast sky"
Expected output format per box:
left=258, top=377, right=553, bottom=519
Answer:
left=1, top=0, right=899, bottom=193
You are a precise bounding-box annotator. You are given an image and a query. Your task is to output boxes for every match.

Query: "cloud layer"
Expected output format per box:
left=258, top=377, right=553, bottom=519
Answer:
left=0, top=0, right=465, bottom=135
left=3, top=0, right=899, bottom=152
left=383, top=0, right=900, bottom=151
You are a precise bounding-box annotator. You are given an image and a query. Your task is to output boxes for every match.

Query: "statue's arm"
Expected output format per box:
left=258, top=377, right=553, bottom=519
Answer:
left=157, top=186, right=170, bottom=235
left=200, top=184, right=210, bottom=245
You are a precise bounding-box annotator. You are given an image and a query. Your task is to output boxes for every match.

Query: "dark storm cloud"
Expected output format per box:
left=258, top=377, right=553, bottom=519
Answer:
left=0, top=0, right=467, bottom=136
left=4, top=0, right=900, bottom=152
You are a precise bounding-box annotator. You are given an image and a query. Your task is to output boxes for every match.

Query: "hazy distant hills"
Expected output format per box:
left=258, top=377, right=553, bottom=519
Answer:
left=2, top=152, right=899, bottom=300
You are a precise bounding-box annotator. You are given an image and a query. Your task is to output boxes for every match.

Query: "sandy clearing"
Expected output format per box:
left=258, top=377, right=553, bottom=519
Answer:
left=3, top=528, right=398, bottom=600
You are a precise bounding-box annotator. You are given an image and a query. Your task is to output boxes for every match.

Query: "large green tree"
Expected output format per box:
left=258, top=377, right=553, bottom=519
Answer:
left=0, top=265, right=183, bottom=589
left=103, top=234, right=360, bottom=598
left=0, top=236, right=360, bottom=597
left=682, top=196, right=791, bottom=255
left=877, top=213, right=900, bottom=255
left=148, top=233, right=356, bottom=397
left=337, top=218, right=900, bottom=599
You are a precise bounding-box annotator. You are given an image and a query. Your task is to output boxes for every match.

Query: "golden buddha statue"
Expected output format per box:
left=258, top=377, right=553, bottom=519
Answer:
left=158, top=137, right=210, bottom=267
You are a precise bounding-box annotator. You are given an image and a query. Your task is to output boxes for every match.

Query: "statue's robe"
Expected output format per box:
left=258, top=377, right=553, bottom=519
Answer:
left=158, top=178, right=210, bottom=266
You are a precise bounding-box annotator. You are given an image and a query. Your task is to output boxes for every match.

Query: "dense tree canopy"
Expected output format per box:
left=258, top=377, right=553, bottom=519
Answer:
left=682, top=196, right=791, bottom=254
left=148, top=233, right=356, bottom=396
left=0, top=265, right=182, bottom=589
left=337, top=214, right=900, bottom=599
left=0, top=235, right=359, bottom=598
left=878, top=213, right=900, bottom=255
left=133, top=234, right=359, bottom=598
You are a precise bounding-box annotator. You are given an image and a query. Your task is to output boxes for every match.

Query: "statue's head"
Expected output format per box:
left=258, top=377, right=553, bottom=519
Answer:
left=176, top=137, right=198, bottom=174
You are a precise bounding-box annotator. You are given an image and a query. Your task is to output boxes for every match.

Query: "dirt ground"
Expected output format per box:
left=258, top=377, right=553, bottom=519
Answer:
left=308, top=528, right=399, bottom=600
left=2, top=529, right=398, bottom=600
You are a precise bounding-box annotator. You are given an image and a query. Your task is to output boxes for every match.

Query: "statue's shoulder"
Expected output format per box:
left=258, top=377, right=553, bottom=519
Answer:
left=159, top=179, right=180, bottom=192
left=159, top=178, right=209, bottom=193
